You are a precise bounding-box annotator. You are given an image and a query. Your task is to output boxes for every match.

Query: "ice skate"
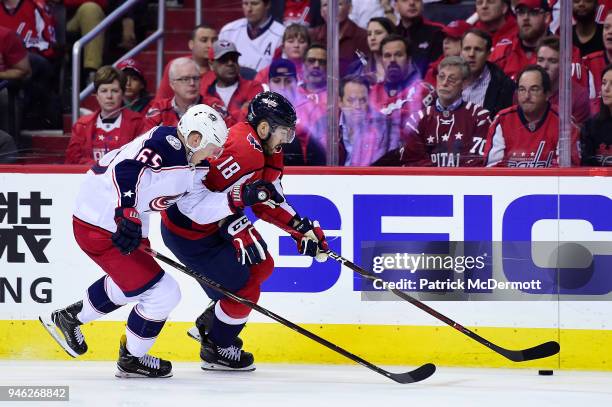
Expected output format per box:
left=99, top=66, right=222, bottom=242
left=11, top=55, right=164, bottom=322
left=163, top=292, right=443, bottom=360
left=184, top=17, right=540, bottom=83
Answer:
left=200, top=336, right=255, bottom=372
left=187, top=301, right=243, bottom=348
left=39, top=301, right=88, bottom=358
left=115, top=335, right=172, bottom=378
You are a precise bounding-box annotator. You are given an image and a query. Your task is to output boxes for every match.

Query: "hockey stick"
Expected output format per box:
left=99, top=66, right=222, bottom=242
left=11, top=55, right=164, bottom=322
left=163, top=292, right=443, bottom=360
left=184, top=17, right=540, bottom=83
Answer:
left=326, top=251, right=560, bottom=363
left=142, top=246, right=435, bottom=384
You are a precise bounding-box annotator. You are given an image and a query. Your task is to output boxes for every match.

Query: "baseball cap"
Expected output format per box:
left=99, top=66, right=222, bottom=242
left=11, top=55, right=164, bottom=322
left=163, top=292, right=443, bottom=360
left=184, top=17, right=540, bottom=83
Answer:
left=269, top=59, right=297, bottom=80
left=116, top=58, right=145, bottom=81
left=442, top=20, right=472, bottom=39
left=515, top=0, right=550, bottom=11
left=208, top=39, right=242, bottom=61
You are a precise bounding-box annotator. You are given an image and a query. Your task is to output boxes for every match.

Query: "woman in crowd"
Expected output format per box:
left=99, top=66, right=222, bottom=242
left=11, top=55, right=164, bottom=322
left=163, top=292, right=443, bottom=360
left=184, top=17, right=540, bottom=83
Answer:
left=255, top=23, right=311, bottom=85
left=581, top=65, right=612, bottom=166
left=348, top=17, right=395, bottom=85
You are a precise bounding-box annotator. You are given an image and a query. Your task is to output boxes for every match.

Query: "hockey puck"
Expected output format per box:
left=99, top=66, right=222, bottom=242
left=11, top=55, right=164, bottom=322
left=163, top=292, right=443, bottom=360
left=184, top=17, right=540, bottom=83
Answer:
left=538, top=370, right=553, bottom=376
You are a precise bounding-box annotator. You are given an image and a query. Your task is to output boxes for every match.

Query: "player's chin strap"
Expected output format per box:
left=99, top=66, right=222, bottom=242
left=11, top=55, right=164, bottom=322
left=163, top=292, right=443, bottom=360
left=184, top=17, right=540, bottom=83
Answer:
left=325, top=250, right=561, bottom=363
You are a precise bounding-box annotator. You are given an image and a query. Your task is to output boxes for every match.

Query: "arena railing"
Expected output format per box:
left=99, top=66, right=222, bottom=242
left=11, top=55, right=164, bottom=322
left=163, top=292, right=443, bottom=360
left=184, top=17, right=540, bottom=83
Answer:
left=72, top=0, right=166, bottom=124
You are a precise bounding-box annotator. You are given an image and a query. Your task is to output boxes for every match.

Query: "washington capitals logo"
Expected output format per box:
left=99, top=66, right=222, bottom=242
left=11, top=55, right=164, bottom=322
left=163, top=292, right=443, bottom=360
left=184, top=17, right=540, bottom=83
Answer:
left=247, top=134, right=263, bottom=152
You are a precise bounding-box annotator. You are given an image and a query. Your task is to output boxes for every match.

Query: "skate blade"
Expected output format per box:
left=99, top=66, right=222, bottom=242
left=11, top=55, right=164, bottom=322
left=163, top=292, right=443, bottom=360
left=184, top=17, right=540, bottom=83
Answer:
left=115, top=366, right=173, bottom=379
left=187, top=326, right=202, bottom=343
left=38, top=316, right=79, bottom=358
left=200, top=361, right=256, bottom=372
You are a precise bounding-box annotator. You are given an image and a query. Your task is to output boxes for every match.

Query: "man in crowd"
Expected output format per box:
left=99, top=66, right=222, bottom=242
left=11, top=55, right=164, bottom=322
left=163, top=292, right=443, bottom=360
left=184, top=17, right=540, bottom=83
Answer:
left=394, top=0, right=444, bottom=74
left=219, top=0, right=285, bottom=72
left=536, top=36, right=591, bottom=125
left=201, top=40, right=264, bottom=127
left=143, top=58, right=203, bottom=130
left=460, top=28, right=515, bottom=118
left=489, top=0, right=552, bottom=80
left=117, top=58, right=152, bottom=114
left=156, top=24, right=218, bottom=100
left=485, top=65, right=581, bottom=167
left=424, top=19, right=472, bottom=86
left=309, top=0, right=368, bottom=76
left=296, top=44, right=328, bottom=149
left=397, top=57, right=491, bottom=167
left=369, top=35, right=435, bottom=148
left=472, top=0, right=517, bottom=47
left=573, top=0, right=605, bottom=56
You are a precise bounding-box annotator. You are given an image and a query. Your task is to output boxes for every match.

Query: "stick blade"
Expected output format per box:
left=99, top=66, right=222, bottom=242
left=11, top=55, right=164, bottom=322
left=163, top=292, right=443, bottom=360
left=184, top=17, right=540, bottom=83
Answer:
left=518, top=341, right=560, bottom=362
left=389, top=363, right=436, bottom=384
left=498, top=340, right=560, bottom=362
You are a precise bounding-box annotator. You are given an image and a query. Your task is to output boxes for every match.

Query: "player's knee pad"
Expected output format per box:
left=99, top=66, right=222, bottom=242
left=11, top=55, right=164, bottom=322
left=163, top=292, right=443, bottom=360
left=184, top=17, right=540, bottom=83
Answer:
left=137, top=272, right=181, bottom=320
left=249, top=254, right=274, bottom=285
left=104, top=276, right=129, bottom=306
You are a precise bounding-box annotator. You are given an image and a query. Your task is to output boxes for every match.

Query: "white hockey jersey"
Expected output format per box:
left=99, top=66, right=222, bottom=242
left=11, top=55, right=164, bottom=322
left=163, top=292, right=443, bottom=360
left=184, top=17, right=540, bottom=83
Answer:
left=73, top=126, right=227, bottom=237
left=219, top=17, right=285, bottom=71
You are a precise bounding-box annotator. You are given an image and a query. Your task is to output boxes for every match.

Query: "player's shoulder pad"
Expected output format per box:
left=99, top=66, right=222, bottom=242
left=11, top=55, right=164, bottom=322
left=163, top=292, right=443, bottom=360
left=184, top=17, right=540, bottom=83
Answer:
left=141, top=126, right=188, bottom=167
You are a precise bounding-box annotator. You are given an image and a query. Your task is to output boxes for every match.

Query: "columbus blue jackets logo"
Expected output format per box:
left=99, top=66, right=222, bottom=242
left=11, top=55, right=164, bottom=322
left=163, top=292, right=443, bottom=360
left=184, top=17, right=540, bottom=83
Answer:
left=166, top=136, right=182, bottom=150
left=149, top=192, right=188, bottom=211
left=247, top=134, right=263, bottom=152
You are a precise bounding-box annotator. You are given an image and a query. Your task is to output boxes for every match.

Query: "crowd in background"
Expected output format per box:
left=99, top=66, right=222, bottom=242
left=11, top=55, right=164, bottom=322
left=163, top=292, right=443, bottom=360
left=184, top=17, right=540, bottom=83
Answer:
left=1, top=0, right=612, bottom=167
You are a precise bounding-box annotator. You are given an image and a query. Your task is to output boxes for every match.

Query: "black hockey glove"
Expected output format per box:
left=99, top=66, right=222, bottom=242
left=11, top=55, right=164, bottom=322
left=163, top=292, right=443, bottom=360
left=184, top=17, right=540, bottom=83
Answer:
left=111, top=207, right=142, bottom=255
left=220, top=213, right=268, bottom=266
left=228, top=180, right=284, bottom=212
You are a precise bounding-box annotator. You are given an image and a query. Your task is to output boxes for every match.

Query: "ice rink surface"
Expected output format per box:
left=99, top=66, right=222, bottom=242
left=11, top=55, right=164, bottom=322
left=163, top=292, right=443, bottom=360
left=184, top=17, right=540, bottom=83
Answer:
left=1, top=361, right=611, bottom=406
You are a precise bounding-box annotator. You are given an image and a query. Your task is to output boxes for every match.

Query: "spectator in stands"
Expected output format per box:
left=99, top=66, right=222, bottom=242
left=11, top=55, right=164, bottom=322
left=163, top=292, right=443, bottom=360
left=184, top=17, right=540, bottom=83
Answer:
left=581, top=64, right=612, bottom=165
left=143, top=57, right=203, bottom=130
left=48, top=0, right=105, bottom=81
left=394, top=0, right=444, bottom=75
left=424, top=20, right=471, bottom=86
left=156, top=24, right=218, bottom=100
left=201, top=40, right=264, bottom=127
left=0, top=26, right=32, bottom=82
left=489, top=0, right=553, bottom=80
left=0, top=129, right=17, bottom=163
left=383, top=57, right=490, bottom=167
left=338, top=76, right=394, bottom=166
left=64, top=66, right=142, bottom=165
left=1, top=0, right=60, bottom=129
left=255, top=23, right=311, bottom=85
left=309, top=0, right=368, bottom=76
left=461, top=28, right=515, bottom=117
left=347, top=16, right=395, bottom=84
left=117, top=58, right=152, bottom=114
left=271, top=0, right=323, bottom=27
left=536, top=36, right=591, bottom=125
left=473, top=0, right=518, bottom=48
left=574, top=0, right=604, bottom=56
left=485, top=65, right=580, bottom=167
left=219, top=0, right=285, bottom=72
left=296, top=44, right=328, bottom=147
left=583, top=9, right=612, bottom=104
left=267, top=58, right=325, bottom=165
left=0, top=26, right=31, bottom=134
left=350, top=0, right=396, bottom=28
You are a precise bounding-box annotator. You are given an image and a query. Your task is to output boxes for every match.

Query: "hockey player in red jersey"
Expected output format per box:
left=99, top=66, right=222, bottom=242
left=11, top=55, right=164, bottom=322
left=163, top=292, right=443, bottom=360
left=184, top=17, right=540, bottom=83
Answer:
left=161, top=91, right=329, bottom=371
left=485, top=65, right=581, bottom=167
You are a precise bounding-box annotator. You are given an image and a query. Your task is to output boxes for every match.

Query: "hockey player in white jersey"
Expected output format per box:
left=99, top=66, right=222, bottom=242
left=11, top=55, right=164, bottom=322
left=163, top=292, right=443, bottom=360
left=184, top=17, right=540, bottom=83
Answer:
left=39, top=104, right=278, bottom=378
left=219, top=0, right=285, bottom=71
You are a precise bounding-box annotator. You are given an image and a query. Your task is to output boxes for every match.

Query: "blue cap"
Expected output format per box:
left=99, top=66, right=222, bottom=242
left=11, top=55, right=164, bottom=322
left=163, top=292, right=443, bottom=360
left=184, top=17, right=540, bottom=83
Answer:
left=269, top=59, right=297, bottom=80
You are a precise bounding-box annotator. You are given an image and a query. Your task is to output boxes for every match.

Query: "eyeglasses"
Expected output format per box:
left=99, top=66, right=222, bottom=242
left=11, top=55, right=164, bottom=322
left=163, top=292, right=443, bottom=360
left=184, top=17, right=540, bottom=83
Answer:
left=515, top=8, right=546, bottom=17
left=305, top=57, right=327, bottom=66
left=517, top=85, right=544, bottom=95
left=436, top=73, right=461, bottom=86
left=172, top=76, right=200, bottom=84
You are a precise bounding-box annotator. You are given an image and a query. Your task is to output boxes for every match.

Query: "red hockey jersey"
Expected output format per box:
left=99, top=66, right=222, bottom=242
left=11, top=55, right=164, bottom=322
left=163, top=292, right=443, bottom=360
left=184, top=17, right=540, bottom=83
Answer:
left=484, top=104, right=581, bottom=167
left=0, top=0, right=56, bottom=59
left=400, top=100, right=491, bottom=167
left=582, top=50, right=610, bottom=100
